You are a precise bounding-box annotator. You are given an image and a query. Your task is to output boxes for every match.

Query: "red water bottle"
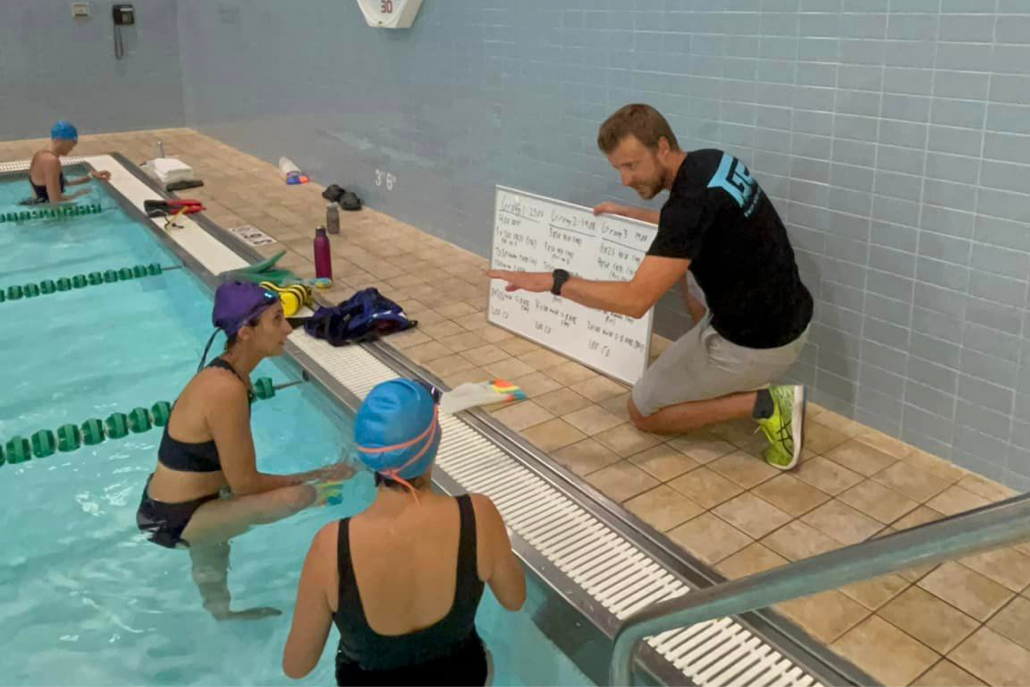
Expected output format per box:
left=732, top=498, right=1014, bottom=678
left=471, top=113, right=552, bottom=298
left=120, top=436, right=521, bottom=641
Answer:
left=314, top=226, right=333, bottom=281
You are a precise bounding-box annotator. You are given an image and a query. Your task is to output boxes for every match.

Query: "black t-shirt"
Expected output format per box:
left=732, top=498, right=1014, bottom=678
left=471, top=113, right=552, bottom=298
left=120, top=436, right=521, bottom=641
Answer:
left=649, top=149, right=813, bottom=349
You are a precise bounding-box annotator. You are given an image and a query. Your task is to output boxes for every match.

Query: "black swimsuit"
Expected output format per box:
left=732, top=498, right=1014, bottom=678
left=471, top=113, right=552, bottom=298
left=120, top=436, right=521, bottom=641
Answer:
left=333, top=495, right=489, bottom=686
left=136, top=359, right=252, bottom=549
left=30, top=172, right=65, bottom=202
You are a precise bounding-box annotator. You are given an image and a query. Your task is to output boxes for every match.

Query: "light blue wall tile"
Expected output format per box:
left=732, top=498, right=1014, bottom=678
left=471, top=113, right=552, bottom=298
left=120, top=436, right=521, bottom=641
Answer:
left=893, top=0, right=941, bottom=11
left=961, top=349, right=1019, bottom=389
left=831, top=163, right=876, bottom=191
left=881, top=94, right=931, bottom=122
left=990, top=75, right=1030, bottom=104
left=845, top=0, right=889, bottom=10
left=970, top=243, right=1030, bottom=280
left=984, top=132, right=1030, bottom=166
left=880, top=119, right=928, bottom=149
left=976, top=215, right=1030, bottom=253
left=955, top=399, right=1013, bottom=441
left=917, top=256, right=970, bottom=291
left=837, top=90, right=883, bottom=117
left=922, top=207, right=976, bottom=240
left=829, top=187, right=873, bottom=216
left=872, top=220, right=919, bottom=252
left=839, top=64, right=884, bottom=90
left=980, top=160, right=1030, bottom=196
left=927, top=125, right=984, bottom=158
left=863, top=338, right=910, bottom=376
left=978, top=188, right=1030, bottom=224
left=942, top=0, right=999, bottom=12
left=968, top=270, right=1028, bottom=308
left=1, top=0, right=185, bottom=140
left=931, top=99, right=984, bottom=131
left=875, top=170, right=923, bottom=202
left=902, top=405, right=956, bottom=454
left=910, top=331, right=962, bottom=369
left=939, top=14, right=996, bottom=43
left=873, top=195, right=920, bottom=227
left=966, top=295, right=1024, bottom=335
left=935, top=42, right=994, bottom=72
left=906, top=381, right=958, bottom=419
left=986, top=104, right=1030, bottom=136
left=923, top=179, right=978, bottom=213
left=995, top=15, right=1030, bottom=44
left=884, top=40, right=935, bottom=68
left=877, top=145, right=926, bottom=175
left=886, top=14, right=938, bottom=41
left=964, top=323, right=1022, bottom=362
left=992, top=45, right=1030, bottom=75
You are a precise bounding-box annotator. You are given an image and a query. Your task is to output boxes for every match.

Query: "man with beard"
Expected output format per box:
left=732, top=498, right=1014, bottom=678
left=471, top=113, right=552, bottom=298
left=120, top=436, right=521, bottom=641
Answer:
left=488, top=104, right=814, bottom=469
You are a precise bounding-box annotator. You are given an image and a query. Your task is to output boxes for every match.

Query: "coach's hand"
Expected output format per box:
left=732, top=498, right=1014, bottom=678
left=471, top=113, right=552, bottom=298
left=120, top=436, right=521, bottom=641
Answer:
left=486, top=270, right=553, bottom=293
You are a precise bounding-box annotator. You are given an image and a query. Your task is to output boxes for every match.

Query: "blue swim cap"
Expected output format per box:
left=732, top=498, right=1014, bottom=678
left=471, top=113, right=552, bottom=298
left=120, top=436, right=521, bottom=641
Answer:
left=51, top=120, right=79, bottom=142
left=355, top=379, right=440, bottom=480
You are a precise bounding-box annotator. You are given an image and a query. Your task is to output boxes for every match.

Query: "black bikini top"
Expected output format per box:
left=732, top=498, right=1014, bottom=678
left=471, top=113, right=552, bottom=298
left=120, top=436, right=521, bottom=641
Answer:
left=157, top=358, right=252, bottom=473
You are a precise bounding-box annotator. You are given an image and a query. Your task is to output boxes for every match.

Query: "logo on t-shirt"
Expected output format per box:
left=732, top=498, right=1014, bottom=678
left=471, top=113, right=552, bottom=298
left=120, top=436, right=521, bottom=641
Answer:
left=707, top=153, right=761, bottom=217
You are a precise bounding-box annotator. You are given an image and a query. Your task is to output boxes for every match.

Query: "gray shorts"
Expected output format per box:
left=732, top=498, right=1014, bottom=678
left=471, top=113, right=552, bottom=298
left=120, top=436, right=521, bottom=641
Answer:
left=632, top=313, right=809, bottom=417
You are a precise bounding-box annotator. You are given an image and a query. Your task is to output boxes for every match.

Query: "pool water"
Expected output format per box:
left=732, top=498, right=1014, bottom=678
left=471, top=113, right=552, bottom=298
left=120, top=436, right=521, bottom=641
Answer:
left=0, top=172, right=594, bottom=686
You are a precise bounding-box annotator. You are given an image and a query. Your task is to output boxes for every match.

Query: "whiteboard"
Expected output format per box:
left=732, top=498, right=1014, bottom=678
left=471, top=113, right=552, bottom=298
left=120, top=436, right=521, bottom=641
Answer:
left=487, top=186, right=657, bottom=385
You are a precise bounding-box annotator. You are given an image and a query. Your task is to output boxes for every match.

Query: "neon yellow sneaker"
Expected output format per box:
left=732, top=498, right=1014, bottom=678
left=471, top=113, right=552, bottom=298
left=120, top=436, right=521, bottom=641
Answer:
left=756, top=385, right=805, bottom=470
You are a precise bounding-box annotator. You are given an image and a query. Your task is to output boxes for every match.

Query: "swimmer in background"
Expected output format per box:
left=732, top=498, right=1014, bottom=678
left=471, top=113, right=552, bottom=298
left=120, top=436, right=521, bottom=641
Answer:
left=28, top=121, right=111, bottom=203
left=283, top=379, right=526, bottom=685
left=136, top=281, right=354, bottom=620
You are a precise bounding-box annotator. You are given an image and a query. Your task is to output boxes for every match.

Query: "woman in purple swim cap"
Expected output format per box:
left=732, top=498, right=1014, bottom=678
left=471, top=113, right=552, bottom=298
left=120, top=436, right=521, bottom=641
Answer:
left=136, top=281, right=354, bottom=621
left=283, top=379, right=526, bottom=685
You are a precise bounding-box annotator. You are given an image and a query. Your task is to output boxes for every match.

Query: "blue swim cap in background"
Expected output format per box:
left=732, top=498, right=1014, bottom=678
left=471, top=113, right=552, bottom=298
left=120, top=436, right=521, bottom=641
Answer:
left=355, top=379, right=440, bottom=480
left=51, top=120, right=79, bottom=142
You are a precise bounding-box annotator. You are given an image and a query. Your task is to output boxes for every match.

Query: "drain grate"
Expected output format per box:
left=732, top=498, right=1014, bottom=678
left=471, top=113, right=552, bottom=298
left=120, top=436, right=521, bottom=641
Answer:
left=290, top=332, right=822, bottom=687
left=0, top=157, right=86, bottom=174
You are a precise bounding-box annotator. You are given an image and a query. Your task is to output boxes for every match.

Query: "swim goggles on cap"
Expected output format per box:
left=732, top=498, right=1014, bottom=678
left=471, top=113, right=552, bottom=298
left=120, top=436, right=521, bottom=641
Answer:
left=357, top=379, right=442, bottom=503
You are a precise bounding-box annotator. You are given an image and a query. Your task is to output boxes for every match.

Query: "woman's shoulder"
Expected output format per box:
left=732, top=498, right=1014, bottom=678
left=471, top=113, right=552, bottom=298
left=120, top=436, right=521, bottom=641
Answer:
left=467, top=493, right=504, bottom=531
left=312, top=520, right=341, bottom=551
left=187, top=367, right=249, bottom=402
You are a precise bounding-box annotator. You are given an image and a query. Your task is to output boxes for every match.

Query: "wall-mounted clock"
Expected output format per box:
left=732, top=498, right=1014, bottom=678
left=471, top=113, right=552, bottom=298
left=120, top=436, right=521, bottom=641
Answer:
left=356, top=0, right=424, bottom=28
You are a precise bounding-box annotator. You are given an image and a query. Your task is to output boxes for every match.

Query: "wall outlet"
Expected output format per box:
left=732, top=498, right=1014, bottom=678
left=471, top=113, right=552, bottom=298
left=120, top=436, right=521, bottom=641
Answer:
left=71, top=2, right=90, bottom=18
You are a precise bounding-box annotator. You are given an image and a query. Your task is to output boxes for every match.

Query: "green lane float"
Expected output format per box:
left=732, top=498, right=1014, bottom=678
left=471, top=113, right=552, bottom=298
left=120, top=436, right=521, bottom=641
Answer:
left=1, top=263, right=176, bottom=306
left=1, top=379, right=300, bottom=468
left=0, top=203, right=103, bottom=224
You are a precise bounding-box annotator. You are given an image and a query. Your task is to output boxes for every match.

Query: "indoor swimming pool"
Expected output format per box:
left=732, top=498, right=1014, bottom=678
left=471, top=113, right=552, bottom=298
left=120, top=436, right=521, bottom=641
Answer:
left=0, top=167, right=594, bottom=686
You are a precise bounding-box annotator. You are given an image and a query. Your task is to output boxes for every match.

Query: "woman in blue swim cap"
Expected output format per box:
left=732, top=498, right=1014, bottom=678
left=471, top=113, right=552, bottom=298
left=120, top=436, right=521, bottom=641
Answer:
left=283, top=379, right=527, bottom=685
left=28, top=120, right=112, bottom=203
left=137, top=281, right=354, bottom=621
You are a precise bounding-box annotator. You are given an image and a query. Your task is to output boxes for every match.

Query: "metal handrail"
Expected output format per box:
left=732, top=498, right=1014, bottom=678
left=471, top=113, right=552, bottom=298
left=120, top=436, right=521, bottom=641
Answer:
left=611, top=492, right=1030, bottom=686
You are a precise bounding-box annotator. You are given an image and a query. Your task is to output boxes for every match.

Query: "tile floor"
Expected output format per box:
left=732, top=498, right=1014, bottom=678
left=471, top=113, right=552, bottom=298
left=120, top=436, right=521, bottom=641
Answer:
left=4, top=128, right=1028, bottom=686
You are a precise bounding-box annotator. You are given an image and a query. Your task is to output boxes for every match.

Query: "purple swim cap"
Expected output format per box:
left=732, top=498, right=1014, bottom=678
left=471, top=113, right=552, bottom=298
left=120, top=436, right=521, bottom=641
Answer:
left=212, top=281, right=278, bottom=336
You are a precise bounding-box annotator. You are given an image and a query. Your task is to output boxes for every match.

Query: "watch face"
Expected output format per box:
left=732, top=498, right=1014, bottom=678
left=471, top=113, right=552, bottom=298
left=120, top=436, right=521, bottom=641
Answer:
left=355, top=0, right=424, bottom=28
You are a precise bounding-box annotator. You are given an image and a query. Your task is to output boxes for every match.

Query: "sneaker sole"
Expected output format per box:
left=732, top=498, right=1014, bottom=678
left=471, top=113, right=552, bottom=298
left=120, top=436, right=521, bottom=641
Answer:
left=785, top=385, right=805, bottom=470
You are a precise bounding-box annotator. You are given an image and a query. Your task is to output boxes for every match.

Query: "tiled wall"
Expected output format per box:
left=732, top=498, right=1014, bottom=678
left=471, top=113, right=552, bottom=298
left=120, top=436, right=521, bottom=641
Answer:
left=179, top=0, right=1030, bottom=488
left=0, top=1, right=185, bottom=141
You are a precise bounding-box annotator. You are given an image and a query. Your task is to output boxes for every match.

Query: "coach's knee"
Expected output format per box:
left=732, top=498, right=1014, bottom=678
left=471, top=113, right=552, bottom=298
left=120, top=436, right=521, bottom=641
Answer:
left=628, top=397, right=659, bottom=432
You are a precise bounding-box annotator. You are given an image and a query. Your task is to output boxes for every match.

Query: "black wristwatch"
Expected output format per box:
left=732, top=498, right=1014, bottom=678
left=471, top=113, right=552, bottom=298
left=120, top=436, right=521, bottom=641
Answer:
left=551, top=269, right=571, bottom=296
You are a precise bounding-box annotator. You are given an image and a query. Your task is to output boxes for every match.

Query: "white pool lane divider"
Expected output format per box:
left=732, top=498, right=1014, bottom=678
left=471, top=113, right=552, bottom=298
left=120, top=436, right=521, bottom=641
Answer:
left=12, top=153, right=823, bottom=687
left=288, top=334, right=822, bottom=687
